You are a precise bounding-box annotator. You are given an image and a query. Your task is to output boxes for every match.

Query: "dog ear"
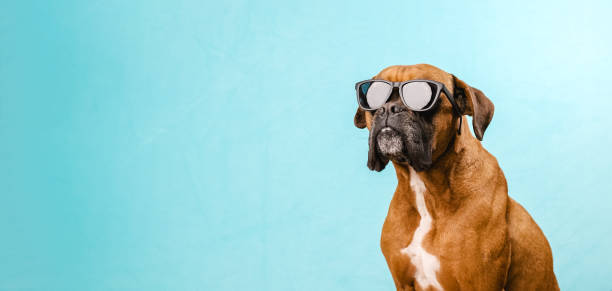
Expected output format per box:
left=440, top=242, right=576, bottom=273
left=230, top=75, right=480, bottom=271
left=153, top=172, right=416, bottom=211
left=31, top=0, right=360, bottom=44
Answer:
left=354, top=107, right=367, bottom=129
left=452, top=75, right=495, bottom=140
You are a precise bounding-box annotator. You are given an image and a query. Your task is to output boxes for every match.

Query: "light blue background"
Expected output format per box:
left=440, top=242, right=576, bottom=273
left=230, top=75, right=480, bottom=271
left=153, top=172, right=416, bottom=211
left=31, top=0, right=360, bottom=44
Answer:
left=1, top=0, right=611, bottom=290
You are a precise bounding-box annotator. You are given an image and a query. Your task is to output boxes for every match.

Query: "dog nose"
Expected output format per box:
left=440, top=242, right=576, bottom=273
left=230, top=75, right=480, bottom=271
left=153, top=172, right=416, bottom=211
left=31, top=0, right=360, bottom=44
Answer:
left=380, top=101, right=403, bottom=115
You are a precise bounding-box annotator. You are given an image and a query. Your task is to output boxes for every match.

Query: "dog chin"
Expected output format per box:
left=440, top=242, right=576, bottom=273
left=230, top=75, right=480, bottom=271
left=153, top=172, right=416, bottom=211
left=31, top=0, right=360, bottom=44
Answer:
left=376, top=127, right=407, bottom=161
left=376, top=127, right=430, bottom=170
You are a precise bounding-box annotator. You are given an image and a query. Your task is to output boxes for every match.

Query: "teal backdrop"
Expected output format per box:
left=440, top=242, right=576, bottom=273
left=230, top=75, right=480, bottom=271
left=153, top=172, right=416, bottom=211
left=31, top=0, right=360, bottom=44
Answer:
left=2, top=0, right=611, bottom=290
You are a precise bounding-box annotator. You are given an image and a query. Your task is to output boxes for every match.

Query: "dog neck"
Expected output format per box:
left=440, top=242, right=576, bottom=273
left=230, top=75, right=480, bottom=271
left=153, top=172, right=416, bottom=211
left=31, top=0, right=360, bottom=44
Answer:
left=391, top=118, right=501, bottom=210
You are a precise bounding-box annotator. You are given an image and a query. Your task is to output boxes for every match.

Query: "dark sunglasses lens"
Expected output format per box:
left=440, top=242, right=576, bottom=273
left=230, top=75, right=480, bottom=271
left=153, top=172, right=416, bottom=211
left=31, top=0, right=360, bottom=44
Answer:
left=401, top=82, right=435, bottom=110
left=357, top=81, right=392, bottom=110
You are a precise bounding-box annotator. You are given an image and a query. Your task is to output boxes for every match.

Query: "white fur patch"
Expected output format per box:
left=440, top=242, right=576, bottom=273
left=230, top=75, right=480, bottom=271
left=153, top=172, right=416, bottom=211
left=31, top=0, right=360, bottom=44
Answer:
left=400, top=167, right=443, bottom=291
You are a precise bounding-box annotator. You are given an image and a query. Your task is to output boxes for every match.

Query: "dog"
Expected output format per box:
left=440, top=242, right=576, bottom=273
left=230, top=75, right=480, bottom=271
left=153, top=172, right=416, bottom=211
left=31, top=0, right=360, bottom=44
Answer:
left=353, top=64, right=558, bottom=290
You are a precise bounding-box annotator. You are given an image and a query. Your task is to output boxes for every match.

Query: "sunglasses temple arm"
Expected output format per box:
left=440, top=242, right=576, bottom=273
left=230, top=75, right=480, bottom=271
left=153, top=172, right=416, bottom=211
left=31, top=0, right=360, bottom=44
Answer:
left=457, top=113, right=462, bottom=135
left=442, top=87, right=462, bottom=135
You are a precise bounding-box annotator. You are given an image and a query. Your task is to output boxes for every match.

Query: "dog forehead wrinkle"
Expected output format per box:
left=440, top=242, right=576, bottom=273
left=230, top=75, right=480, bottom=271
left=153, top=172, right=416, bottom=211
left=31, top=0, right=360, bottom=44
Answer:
left=400, top=167, right=444, bottom=291
left=376, top=64, right=451, bottom=85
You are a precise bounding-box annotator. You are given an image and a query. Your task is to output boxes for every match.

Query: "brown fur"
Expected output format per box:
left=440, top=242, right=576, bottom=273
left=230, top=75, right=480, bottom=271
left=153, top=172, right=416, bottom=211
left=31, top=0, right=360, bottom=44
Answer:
left=355, top=64, right=558, bottom=290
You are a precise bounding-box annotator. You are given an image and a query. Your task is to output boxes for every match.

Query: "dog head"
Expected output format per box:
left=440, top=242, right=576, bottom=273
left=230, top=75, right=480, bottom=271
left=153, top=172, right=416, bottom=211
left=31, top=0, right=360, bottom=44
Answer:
left=354, top=64, right=494, bottom=172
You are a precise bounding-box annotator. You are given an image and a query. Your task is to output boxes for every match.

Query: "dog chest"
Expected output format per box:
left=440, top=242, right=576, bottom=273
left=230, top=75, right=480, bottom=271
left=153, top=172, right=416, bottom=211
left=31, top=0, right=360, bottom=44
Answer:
left=399, top=167, right=443, bottom=291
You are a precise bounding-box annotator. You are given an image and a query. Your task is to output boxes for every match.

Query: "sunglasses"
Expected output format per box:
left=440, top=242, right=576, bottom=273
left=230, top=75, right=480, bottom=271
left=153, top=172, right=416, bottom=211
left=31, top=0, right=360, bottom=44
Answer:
left=354, top=79, right=463, bottom=133
left=354, top=79, right=462, bottom=112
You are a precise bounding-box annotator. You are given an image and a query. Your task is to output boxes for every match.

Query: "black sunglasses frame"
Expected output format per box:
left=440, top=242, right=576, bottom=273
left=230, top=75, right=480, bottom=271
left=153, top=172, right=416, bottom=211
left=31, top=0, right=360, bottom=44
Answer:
left=355, top=79, right=461, bottom=114
left=354, top=79, right=463, bottom=133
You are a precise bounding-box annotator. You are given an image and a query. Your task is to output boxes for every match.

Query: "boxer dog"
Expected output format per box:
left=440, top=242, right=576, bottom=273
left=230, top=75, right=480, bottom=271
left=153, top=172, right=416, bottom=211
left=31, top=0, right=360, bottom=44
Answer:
left=353, top=64, right=558, bottom=290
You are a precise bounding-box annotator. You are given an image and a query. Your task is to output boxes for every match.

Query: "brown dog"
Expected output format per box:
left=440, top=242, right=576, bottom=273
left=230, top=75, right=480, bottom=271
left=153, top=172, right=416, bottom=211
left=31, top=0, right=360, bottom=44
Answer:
left=354, top=64, right=558, bottom=291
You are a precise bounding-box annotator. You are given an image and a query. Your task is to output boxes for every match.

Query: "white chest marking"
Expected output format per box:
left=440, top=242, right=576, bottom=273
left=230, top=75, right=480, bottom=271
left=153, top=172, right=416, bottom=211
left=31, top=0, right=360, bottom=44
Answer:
left=400, top=167, right=443, bottom=291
